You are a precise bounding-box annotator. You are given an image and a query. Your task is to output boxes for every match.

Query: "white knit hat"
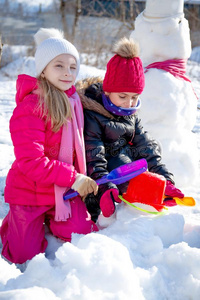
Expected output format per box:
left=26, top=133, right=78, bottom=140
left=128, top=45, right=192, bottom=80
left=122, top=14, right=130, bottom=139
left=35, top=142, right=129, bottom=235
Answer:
left=34, top=28, right=80, bottom=77
left=143, top=0, right=184, bottom=19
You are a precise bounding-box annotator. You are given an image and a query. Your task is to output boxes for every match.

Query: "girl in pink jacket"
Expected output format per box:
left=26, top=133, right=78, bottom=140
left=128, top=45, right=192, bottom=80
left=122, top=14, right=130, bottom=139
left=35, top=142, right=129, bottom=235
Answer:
left=0, top=28, right=98, bottom=265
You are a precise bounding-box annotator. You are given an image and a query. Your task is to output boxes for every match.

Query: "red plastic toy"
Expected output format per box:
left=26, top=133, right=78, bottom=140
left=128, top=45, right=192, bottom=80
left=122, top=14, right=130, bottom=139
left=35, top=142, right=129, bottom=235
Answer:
left=122, top=171, right=166, bottom=212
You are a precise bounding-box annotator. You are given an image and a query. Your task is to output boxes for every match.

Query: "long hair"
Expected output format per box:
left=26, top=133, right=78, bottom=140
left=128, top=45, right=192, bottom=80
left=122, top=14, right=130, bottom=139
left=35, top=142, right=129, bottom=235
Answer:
left=37, top=76, right=72, bottom=132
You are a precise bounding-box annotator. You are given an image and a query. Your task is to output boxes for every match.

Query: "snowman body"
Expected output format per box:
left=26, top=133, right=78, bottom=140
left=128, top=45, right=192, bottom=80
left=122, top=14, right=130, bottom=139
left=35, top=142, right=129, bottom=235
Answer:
left=131, top=14, right=198, bottom=186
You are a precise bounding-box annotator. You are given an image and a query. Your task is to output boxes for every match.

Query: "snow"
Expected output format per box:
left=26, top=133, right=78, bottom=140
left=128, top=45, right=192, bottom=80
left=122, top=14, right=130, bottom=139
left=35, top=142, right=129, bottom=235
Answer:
left=0, top=53, right=200, bottom=300
left=0, top=1, right=200, bottom=299
left=0, top=0, right=55, bottom=14
left=189, top=46, right=200, bottom=64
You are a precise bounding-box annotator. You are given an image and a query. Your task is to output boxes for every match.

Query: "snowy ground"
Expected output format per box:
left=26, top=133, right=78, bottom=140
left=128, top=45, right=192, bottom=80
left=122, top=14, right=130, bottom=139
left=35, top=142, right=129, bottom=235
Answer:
left=0, top=56, right=200, bottom=300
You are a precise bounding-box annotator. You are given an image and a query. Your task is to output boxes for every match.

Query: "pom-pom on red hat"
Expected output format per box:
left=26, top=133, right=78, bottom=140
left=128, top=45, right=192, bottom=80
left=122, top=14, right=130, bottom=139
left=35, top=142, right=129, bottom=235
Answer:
left=103, top=37, right=145, bottom=94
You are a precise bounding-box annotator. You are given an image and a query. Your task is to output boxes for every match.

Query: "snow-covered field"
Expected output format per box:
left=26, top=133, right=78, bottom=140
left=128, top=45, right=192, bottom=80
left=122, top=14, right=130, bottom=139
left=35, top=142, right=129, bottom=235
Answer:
left=0, top=56, right=200, bottom=299
left=0, top=0, right=200, bottom=298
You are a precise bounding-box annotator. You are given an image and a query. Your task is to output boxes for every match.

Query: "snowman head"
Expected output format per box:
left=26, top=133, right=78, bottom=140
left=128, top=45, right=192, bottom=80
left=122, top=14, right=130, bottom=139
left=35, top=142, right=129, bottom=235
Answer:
left=130, top=0, right=191, bottom=66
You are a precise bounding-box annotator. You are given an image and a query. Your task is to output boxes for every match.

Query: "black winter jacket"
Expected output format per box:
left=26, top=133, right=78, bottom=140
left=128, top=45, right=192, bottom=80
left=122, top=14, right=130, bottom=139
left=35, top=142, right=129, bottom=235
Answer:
left=77, top=78, right=174, bottom=221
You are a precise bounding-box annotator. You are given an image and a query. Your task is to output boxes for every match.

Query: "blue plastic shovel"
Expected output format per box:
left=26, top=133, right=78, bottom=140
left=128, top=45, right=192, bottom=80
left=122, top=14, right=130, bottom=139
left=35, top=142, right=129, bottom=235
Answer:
left=63, top=158, right=148, bottom=201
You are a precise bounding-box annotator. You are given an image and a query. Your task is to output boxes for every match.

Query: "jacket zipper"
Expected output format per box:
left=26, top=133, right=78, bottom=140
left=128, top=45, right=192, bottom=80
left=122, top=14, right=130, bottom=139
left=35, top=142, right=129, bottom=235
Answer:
left=128, top=131, right=135, bottom=146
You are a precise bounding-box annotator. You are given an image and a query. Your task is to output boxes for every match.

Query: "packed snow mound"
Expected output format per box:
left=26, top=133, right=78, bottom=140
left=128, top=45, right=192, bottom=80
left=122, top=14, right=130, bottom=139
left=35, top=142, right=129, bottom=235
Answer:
left=0, top=45, right=31, bottom=68
left=1, top=57, right=36, bottom=79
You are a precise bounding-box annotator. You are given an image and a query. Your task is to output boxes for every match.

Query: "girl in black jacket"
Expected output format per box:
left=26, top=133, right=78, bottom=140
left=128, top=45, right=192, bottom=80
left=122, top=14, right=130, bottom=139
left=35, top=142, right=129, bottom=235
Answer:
left=76, top=37, right=184, bottom=222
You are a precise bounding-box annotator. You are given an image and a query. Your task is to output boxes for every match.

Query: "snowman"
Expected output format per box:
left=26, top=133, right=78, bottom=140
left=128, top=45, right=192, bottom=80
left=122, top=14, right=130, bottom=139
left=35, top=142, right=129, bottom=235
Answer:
left=130, top=0, right=199, bottom=187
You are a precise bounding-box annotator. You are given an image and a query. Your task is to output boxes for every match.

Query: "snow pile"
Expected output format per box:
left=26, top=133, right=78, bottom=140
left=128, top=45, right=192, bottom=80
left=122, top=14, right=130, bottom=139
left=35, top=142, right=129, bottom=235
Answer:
left=0, top=2, right=200, bottom=298
left=0, top=45, right=32, bottom=68
left=1, top=201, right=200, bottom=299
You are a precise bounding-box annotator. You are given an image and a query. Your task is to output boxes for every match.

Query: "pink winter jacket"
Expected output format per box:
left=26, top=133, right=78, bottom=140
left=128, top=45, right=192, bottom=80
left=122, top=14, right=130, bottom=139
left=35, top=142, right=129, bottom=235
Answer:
left=4, top=74, right=77, bottom=206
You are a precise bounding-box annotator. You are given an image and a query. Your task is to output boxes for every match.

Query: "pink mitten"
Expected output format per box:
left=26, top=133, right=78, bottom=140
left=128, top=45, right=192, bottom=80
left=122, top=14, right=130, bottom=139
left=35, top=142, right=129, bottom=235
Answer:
left=165, top=180, right=184, bottom=198
left=100, top=188, right=121, bottom=217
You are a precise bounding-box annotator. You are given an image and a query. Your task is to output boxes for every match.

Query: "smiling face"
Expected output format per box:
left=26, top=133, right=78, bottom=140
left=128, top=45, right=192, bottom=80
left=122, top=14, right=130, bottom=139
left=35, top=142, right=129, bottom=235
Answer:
left=107, top=92, right=140, bottom=108
left=41, top=53, right=77, bottom=91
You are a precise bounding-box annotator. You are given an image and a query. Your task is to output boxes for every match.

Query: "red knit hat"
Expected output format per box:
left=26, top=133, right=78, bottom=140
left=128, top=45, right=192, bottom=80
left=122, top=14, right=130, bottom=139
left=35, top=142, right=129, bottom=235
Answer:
left=103, top=38, right=145, bottom=94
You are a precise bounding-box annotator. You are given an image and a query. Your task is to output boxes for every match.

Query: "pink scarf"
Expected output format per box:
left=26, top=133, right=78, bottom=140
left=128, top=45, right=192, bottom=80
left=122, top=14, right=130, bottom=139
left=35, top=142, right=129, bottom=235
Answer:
left=144, top=59, right=191, bottom=81
left=145, top=59, right=198, bottom=99
left=54, top=85, right=86, bottom=221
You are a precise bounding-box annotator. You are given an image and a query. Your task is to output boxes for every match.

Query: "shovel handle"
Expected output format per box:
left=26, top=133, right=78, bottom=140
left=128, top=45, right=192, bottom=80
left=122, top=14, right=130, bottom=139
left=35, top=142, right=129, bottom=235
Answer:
left=63, top=167, right=146, bottom=201
left=63, top=190, right=78, bottom=200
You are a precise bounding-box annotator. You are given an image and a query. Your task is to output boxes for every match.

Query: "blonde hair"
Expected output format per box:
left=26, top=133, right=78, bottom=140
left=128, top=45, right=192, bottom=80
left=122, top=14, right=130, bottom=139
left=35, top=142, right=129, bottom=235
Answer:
left=37, top=77, right=72, bottom=132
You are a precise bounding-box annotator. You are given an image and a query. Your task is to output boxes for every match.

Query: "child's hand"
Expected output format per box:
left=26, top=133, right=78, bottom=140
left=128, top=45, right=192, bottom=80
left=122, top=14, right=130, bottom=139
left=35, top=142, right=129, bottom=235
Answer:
left=100, top=188, right=121, bottom=217
left=72, top=174, right=98, bottom=197
left=165, top=180, right=184, bottom=198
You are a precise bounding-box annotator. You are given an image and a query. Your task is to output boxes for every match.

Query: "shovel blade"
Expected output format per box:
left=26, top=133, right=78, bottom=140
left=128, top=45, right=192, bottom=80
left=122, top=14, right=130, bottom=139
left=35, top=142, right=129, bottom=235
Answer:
left=107, top=158, right=147, bottom=179
left=174, top=197, right=196, bottom=207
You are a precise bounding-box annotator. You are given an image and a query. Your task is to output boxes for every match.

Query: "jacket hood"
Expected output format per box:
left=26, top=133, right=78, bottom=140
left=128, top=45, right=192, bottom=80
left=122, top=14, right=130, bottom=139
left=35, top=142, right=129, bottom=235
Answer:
left=16, top=74, right=38, bottom=105
left=76, top=77, right=114, bottom=119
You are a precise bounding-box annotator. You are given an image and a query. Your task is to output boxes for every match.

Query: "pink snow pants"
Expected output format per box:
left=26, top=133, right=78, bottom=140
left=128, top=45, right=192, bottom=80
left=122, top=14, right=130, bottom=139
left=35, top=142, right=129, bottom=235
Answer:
left=0, top=197, right=98, bottom=264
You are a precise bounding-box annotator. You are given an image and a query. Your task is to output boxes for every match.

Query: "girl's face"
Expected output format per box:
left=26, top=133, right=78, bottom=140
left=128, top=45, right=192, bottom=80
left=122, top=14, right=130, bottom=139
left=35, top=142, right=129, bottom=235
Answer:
left=41, top=54, right=77, bottom=91
left=108, top=92, right=140, bottom=108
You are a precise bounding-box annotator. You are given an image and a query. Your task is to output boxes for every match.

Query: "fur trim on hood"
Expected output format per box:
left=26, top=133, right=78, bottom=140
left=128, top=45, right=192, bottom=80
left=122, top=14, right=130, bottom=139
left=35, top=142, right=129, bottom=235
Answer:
left=76, top=77, right=115, bottom=119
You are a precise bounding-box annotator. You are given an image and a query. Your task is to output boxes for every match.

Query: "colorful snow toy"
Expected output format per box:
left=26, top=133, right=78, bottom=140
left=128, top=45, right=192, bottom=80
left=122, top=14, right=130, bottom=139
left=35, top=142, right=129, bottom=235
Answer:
left=120, top=171, right=167, bottom=214
left=119, top=171, right=195, bottom=214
